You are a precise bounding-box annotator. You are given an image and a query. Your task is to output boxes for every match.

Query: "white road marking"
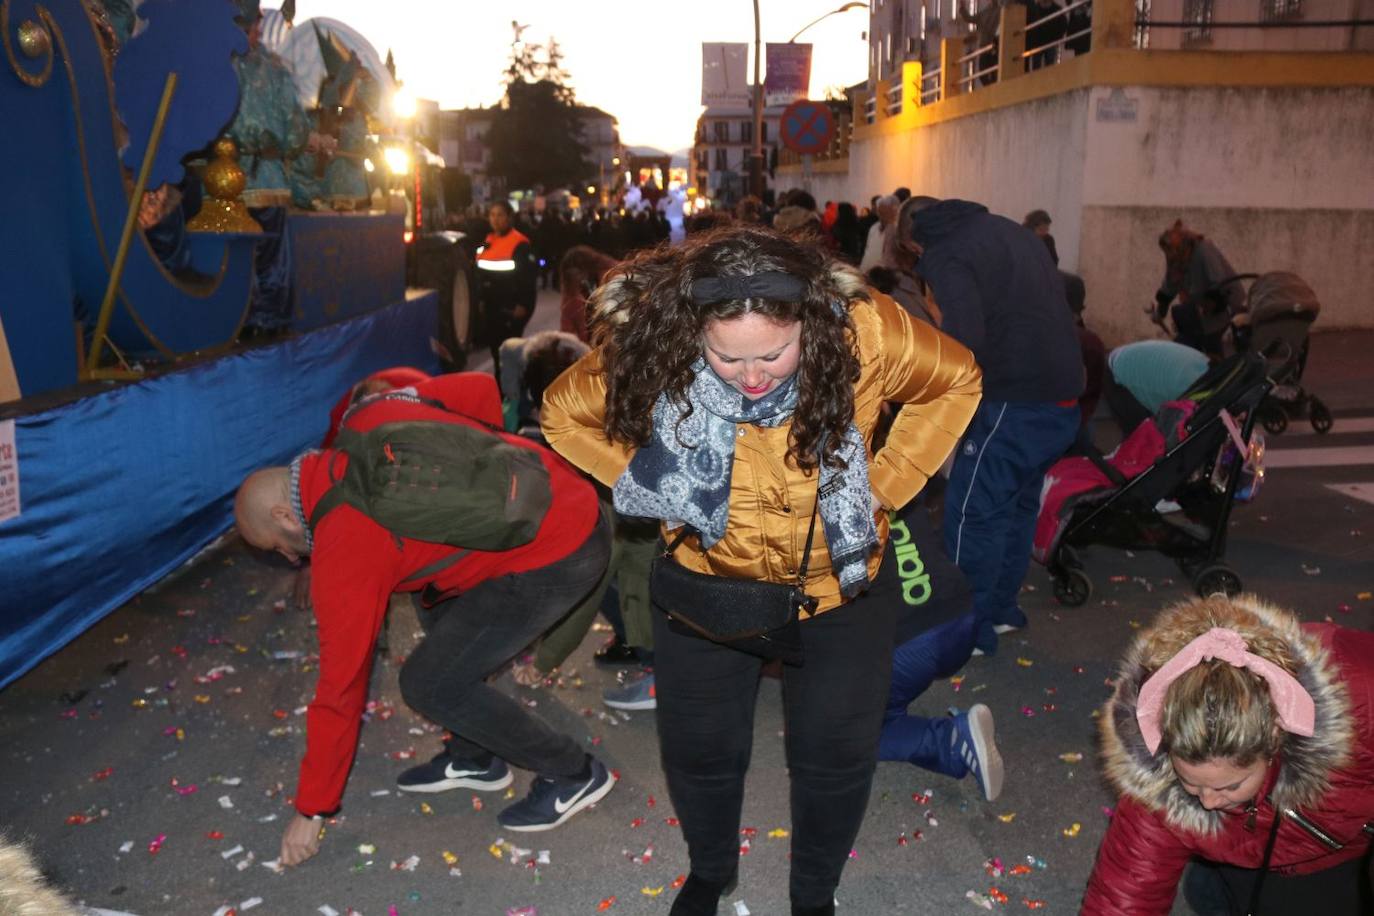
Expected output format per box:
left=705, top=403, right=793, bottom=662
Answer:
left=1325, top=482, right=1374, bottom=506
left=1265, top=446, right=1374, bottom=469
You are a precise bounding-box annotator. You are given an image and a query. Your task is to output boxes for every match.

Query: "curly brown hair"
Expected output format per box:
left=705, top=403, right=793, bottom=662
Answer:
left=591, top=225, right=866, bottom=472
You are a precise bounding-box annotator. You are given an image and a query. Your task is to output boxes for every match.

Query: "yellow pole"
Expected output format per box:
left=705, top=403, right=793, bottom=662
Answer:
left=85, top=71, right=178, bottom=374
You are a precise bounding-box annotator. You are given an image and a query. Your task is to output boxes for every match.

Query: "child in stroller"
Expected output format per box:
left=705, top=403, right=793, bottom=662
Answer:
left=1033, top=352, right=1270, bottom=607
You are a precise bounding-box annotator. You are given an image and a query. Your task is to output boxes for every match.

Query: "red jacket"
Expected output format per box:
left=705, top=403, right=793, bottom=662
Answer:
left=292, top=373, right=599, bottom=816
left=321, top=367, right=432, bottom=448
left=1082, top=602, right=1374, bottom=914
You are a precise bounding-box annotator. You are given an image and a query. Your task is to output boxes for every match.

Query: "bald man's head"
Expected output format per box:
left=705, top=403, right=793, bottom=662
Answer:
left=234, top=467, right=309, bottom=563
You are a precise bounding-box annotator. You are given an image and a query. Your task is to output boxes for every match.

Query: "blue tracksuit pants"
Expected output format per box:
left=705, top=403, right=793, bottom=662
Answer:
left=943, top=400, right=1080, bottom=649
left=877, top=613, right=979, bottom=776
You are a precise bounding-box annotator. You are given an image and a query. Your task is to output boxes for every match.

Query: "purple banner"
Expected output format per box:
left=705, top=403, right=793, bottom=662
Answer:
left=765, top=43, right=813, bottom=107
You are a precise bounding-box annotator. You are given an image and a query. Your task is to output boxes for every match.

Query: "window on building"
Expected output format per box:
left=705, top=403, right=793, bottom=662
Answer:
left=714, top=121, right=730, bottom=142
left=761, top=121, right=769, bottom=142
left=1182, top=0, right=1213, bottom=44
left=714, top=147, right=728, bottom=171
left=1134, top=0, right=1152, bottom=47
left=1260, top=0, right=1301, bottom=20
left=740, top=121, right=753, bottom=143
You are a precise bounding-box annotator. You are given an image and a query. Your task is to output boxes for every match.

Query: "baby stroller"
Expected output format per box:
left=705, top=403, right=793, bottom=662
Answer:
left=1211, top=271, right=1331, bottom=434
left=1033, top=352, right=1271, bottom=606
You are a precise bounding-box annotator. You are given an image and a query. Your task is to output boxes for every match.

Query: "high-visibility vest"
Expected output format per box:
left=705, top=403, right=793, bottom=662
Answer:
left=476, top=229, right=530, bottom=273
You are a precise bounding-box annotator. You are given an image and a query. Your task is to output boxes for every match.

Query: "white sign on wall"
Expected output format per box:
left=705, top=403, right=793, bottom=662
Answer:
left=1095, top=88, right=1139, bottom=123
left=0, top=420, right=18, bottom=524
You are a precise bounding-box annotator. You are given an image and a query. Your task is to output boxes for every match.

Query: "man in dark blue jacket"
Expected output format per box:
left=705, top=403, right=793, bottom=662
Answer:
left=909, top=198, right=1083, bottom=654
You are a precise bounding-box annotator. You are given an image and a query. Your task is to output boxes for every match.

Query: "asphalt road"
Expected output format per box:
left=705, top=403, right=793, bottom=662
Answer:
left=1, top=301, right=1370, bottom=916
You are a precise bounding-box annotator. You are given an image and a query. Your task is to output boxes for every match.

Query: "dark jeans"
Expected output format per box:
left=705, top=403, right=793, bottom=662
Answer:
left=398, top=512, right=610, bottom=777
left=1182, top=845, right=1373, bottom=916
left=653, top=593, right=896, bottom=907
left=877, top=613, right=979, bottom=776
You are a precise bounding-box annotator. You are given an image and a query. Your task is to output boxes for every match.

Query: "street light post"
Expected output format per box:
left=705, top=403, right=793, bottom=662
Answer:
left=788, top=1, right=868, bottom=43
left=749, top=0, right=764, bottom=199
left=748, top=2, right=868, bottom=200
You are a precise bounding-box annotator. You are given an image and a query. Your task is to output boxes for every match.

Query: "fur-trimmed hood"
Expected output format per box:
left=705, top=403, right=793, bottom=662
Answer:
left=589, top=258, right=870, bottom=330
left=1099, top=595, right=1354, bottom=836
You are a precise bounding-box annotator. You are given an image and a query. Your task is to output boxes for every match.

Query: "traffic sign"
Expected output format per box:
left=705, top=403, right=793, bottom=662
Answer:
left=780, top=100, right=835, bottom=156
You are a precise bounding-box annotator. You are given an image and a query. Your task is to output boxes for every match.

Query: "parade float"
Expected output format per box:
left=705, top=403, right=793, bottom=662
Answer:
left=0, top=0, right=450, bottom=688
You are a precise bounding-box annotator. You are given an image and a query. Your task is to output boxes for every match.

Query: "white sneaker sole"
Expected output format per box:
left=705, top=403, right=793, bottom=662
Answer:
left=603, top=696, right=657, bottom=711
left=397, top=770, right=514, bottom=794
left=500, top=772, right=618, bottom=832
left=965, top=704, right=1005, bottom=802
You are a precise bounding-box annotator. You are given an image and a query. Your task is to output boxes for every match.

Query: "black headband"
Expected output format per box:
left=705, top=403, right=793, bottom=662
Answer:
left=689, top=272, right=808, bottom=305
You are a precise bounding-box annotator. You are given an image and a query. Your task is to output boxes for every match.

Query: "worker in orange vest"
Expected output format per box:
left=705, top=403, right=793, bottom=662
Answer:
left=476, top=200, right=539, bottom=372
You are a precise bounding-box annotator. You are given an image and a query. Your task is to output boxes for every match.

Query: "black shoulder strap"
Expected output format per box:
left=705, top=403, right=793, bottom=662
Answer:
left=1246, top=803, right=1284, bottom=915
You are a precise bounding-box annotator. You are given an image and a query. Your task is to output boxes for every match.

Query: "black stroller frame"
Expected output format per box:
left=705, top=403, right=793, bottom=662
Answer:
left=1049, top=353, right=1272, bottom=606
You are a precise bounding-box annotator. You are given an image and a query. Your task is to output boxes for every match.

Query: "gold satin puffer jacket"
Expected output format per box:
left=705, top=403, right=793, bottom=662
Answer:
left=540, top=291, right=982, bottom=615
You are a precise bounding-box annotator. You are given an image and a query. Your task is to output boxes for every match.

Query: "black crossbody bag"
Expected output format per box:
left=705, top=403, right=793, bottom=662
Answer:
left=650, top=494, right=820, bottom=667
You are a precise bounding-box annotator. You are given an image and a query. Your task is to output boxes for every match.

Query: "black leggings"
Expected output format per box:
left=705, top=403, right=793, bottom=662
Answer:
left=652, top=592, right=896, bottom=907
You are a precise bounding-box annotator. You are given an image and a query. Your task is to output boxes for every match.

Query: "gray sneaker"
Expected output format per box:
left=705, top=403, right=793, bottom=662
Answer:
left=603, top=672, right=656, bottom=711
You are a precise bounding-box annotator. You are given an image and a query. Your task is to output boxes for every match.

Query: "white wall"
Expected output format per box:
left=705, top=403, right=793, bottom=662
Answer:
left=1146, top=0, right=1369, bottom=51
left=795, top=90, right=1091, bottom=267
left=788, top=81, right=1374, bottom=346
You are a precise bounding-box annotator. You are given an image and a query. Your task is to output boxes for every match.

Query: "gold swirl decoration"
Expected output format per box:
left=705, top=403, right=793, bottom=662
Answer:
left=2, top=1, right=53, bottom=87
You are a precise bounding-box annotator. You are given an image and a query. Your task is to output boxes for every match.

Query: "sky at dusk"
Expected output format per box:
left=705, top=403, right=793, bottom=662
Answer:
left=292, top=0, right=871, bottom=153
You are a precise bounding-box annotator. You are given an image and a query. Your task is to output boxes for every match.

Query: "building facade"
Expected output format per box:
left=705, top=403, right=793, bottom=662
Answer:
left=691, top=94, right=785, bottom=205
left=780, top=0, right=1374, bottom=343
left=437, top=105, right=622, bottom=207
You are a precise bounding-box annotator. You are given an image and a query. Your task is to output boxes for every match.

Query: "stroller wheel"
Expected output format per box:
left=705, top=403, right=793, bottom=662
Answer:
left=1194, top=565, right=1242, bottom=599
left=1260, top=406, right=1288, bottom=436
left=1309, top=398, right=1333, bottom=435
left=1053, top=568, right=1092, bottom=607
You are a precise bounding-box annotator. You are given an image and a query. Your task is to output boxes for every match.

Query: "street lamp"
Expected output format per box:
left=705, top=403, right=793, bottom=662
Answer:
left=788, top=1, right=867, bottom=43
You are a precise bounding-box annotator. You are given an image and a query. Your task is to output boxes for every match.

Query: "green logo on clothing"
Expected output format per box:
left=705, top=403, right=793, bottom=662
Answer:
left=887, top=515, right=932, bottom=606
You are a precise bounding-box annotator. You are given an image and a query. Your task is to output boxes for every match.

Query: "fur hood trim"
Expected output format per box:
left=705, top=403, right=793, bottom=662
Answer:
left=589, top=260, right=870, bottom=329
left=0, top=835, right=80, bottom=915
left=1099, top=595, right=1353, bottom=836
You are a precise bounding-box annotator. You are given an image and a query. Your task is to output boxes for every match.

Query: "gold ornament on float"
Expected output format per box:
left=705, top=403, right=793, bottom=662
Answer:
left=188, top=137, right=263, bottom=233
left=17, top=19, right=49, bottom=58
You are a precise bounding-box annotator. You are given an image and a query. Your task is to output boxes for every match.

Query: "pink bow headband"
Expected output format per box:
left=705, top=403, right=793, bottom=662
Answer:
left=1136, top=627, right=1316, bottom=755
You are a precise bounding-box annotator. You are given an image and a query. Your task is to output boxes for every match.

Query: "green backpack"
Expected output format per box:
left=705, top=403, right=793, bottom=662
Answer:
left=308, top=394, right=552, bottom=556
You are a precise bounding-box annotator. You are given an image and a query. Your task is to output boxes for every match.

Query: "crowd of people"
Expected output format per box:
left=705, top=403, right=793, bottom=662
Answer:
left=225, top=188, right=1370, bottom=916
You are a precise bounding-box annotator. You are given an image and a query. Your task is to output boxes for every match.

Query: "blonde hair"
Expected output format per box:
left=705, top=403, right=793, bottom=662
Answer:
left=1140, top=597, right=1300, bottom=765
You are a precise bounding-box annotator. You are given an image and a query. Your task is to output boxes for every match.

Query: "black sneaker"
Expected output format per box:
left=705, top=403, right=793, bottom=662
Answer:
left=396, top=750, right=513, bottom=794
left=497, top=758, right=616, bottom=832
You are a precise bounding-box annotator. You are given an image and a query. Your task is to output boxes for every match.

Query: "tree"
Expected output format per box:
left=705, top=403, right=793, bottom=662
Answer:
left=486, top=22, right=591, bottom=193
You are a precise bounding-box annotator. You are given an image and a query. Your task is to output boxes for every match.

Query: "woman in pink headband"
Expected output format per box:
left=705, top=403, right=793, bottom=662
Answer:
left=1081, top=595, right=1374, bottom=915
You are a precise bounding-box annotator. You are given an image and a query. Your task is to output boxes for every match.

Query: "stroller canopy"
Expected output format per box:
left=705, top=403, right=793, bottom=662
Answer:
left=1248, top=271, right=1320, bottom=325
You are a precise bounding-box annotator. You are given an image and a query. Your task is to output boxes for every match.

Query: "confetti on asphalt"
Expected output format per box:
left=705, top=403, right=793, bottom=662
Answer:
left=768, top=828, right=788, bottom=838
left=988, top=887, right=1009, bottom=905
left=118, top=841, right=133, bottom=854
left=642, top=886, right=664, bottom=897
left=997, top=813, right=1016, bottom=823
left=1023, top=899, right=1047, bottom=909
left=965, top=889, right=994, bottom=910
left=506, top=908, right=537, bottom=916
left=221, top=844, right=245, bottom=859
left=217, top=795, right=234, bottom=809
left=671, top=874, right=687, bottom=889
left=1301, top=563, right=1321, bottom=576
left=358, top=843, right=377, bottom=855
left=733, top=902, right=751, bottom=916
left=1062, top=823, right=1082, bottom=838
left=597, top=896, right=616, bottom=910
left=1016, top=658, right=1033, bottom=667
left=442, top=850, right=458, bottom=866
left=1010, top=864, right=1033, bottom=876
left=1026, top=856, right=1048, bottom=870
left=390, top=854, right=421, bottom=872
left=319, top=907, right=339, bottom=916
left=147, top=833, right=166, bottom=854
left=1058, top=752, right=1084, bottom=763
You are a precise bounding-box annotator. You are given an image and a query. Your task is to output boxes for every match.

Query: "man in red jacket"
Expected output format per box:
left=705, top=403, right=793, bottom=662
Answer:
left=234, top=373, right=613, bottom=867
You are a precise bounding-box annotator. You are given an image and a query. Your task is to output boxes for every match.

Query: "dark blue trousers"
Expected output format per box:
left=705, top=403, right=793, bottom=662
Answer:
left=877, top=612, right=979, bottom=776
left=943, top=400, right=1080, bottom=650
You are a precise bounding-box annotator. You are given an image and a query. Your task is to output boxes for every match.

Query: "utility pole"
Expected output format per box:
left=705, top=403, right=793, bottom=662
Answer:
left=750, top=0, right=764, bottom=199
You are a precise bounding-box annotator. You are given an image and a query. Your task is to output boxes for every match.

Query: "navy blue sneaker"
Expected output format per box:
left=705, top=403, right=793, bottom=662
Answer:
left=497, top=757, right=616, bottom=832
left=951, top=704, right=1004, bottom=802
left=396, top=750, right=513, bottom=794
